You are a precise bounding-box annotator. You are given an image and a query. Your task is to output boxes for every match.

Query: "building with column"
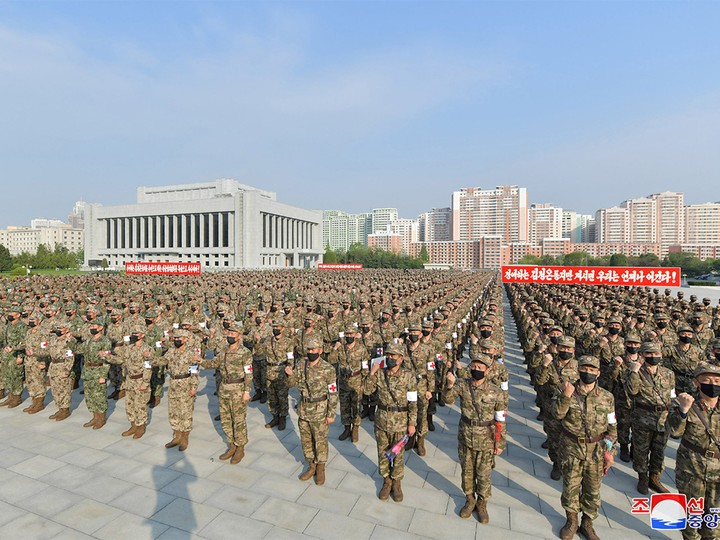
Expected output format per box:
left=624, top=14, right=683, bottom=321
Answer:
left=83, top=179, right=322, bottom=270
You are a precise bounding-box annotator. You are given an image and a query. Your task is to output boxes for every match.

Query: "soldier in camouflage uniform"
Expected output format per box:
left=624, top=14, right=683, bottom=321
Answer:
left=76, top=319, right=113, bottom=429
left=152, top=329, right=202, bottom=452
left=105, top=309, right=127, bottom=400
left=625, top=341, right=676, bottom=494
left=364, top=343, right=418, bottom=503
left=404, top=325, right=436, bottom=455
left=330, top=325, right=370, bottom=443
left=46, top=322, right=78, bottom=421
left=261, top=320, right=293, bottom=431
left=285, top=337, right=338, bottom=486
left=0, top=307, right=27, bottom=408
left=107, top=325, right=153, bottom=438
left=145, top=309, right=169, bottom=408
left=201, top=324, right=253, bottom=464
left=550, top=355, right=617, bottom=540
left=594, top=316, right=625, bottom=391
left=691, top=312, right=714, bottom=353
left=248, top=311, right=270, bottom=403
left=443, top=355, right=506, bottom=523
left=670, top=363, right=720, bottom=540
left=665, top=325, right=705, bottom=395
left=22, top=312, right=49, bottom=414
left=653, top=312, right=677, bottom=353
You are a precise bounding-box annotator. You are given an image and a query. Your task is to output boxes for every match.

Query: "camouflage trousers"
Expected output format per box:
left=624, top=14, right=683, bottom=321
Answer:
left=416, top=391, right=430, bottom=437
left=150, top=366, right=166, bottom=400
left=252, top=355, right=267, bottom=394
left=375, top=426, right=407, bottom=480
left=124, top=377, right=150, bottom=426
left=83, top=376, right=108, bottom=413
left=298, top=418, right=329, bottom=464
left=544, top=417, right=562, bottom=464
left=219, top=384, right=248, bottom=447
left=24, top=356, right=47, bottom=399
left=167, top=376, right=198, bottom=432
left=632, top=425, right=669, bottom=475
left=339, top=374, right=363, bottom=426
left=109, top=364, right=125, bottom=390
left=48, top=364, right=73, bottom=409
left=71, top=355, right=83, bottom=384
left=676, top=451, right=720, bottom=540
left=266, top=373, right=289, bottom=417
left=459, top=443, right=494, bottom=500
left=2, top=354, right=24, bottom=395
left=616, top=402, right=632, bottom=446
left=560, top=453, right=604, bottom=519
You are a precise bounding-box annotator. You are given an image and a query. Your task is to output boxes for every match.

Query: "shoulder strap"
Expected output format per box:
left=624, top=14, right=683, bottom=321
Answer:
left=690, top=402, right=720, bottom=452
left=383, top=369, right=400, bottom=405
left=467, top=379, right=484, bottom=419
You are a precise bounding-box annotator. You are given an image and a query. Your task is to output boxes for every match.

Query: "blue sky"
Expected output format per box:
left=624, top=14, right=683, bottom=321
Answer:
left=1, top=1, right=719, bottom=227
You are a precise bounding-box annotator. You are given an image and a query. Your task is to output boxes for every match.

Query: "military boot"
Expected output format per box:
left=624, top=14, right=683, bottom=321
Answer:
left=117, top=390, right=126, bottom=400
left=0, top=394, right=11, bottom=407
left=619, top=444, right=631, bottom=462
left=220, top=444, right=237, bottom=461
left=415, top=435, right=426, bottom=456
left=476, top=498, right=489, bottom=524
left=579, top=514, right=600, bottom=540
left=251, top=392, right=262, bottom=402
left=378, top=477, right=392, bottom=500
left=265, top=415, right=279, bottom=429
left=368, top=406, right=375, bottom=421
left=314, top=463, right=326, bottom=485
left=550, top=463, right=562, bottom=480
left=259, top=391, right=267, bottom=404
left=231, top=445, right=245, bottom=465
left=559, top=511, right=579, bottom=540
left=351, top=425, right=359, bottom=442
left=278, top=416, right=287, bottom=431
left=165, top=431, right=181, bottom=448
left=460, top=495, right=476, bottom=518
left=55, top=408, right=70, bottom=421
left=122, top=423, right=137, bottom=437
left=637, top=473, right=649, bottom=494
left=133, top=424, right=146, bottom=439
left=109, top=387, right=121, bottom=400
left=84, top=413, right=98, bottom=428
left=6, top=394, right=22, bottom=408
left=427, top=414, right=435, bottom=432
left=0, top=389, right=5, bottom=400
left=178, top=431, right=190, bottom=451
left=649, top=473, right=669, bottom=493
left=93, top=412, right=106, bottom=430
left=299, top=463, right=316, bottom=481
left=391, top=479, right=403, bottom=502
left=339, top=425, right=352, bottom=441
left=49, top=409, right=61, bottom=420
left=26, top=397, right=45, bottom=414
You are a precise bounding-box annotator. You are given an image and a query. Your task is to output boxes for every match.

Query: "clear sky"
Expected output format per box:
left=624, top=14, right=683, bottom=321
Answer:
left=1, top=0, right=719, bottom=227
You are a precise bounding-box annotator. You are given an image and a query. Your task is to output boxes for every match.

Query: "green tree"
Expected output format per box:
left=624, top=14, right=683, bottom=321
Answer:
left=419, top=246, right=429, bottom=263
left=609, top=253, right=628, bottom=266
left=323, top=245, right=338, bottom=264
left=0, top=244, right=12, bottom=272
left=563, top=251, right=589, bottom=266
left=518, top=254, right=542, bottom=265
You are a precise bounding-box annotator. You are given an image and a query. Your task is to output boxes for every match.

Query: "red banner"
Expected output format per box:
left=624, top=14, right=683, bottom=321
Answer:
left=501, top=265, right=681, bottom=287
left=125, top=262, right=202, bottom=275
left=318, top=264, right=363, bottom=270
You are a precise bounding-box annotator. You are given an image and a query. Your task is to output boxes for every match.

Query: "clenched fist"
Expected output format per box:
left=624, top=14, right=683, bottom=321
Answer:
left=676, top=392, right=694, bottom=414
left=562, top=380, right=575, bottom=397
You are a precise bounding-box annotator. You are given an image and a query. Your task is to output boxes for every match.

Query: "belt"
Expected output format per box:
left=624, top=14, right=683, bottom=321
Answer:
left=416, top=374, right=428, bottom=380
left=85, top=362, right=104, bottom=367
left=378, top=405, right=409, bottom=412
left=129, top=373, right=144, bottom=380
left=635, top=402, right=669, bottom=413
left=349, top=369, right=363, bottom=377
left=302, top=395, right=328, bottom=403
left=460, top=415, right=493, bottom=427
left=51, top=359, right=66, bottom=364
left=681, top=439, right=720, bottom=459
left=224, top=377, right=246, bottom=384
left=171, top=373, right=191, bottom=380
left=562, top=426, right=605, bottom=444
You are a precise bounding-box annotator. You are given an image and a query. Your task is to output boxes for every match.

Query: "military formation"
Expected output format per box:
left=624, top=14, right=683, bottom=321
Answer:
left=510, top=283, right=720, bottom=540
left=0, top=269, right=507, bottom=521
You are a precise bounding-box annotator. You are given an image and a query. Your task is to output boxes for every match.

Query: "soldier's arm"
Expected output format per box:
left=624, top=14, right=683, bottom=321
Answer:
left=407, top=376, right=418, bottom=427
left=535, top=363, right=552, bottom=385
left=494, top=395, right=507, bottom=452
left=326, top=369, right=338, bottom=419
left=243, top=351, right=253, bottom=392
left=605, top=394, right=618, bottom=446
left=363, top=371, right=378, bottom=395
left=668, top=401, right=689, bottom=437
left=549, top=389, right=571, bottom=421
left=624, top=370, right=641, bottom=395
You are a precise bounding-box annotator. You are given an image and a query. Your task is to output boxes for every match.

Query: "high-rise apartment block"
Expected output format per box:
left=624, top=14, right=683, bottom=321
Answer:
left=529, top=203, right=563, bottom=245
left=451, top=185, right=528, bottom=243
left=322, top=211, right=372, bottom=251
left=418, top=207, right=451, bottom=242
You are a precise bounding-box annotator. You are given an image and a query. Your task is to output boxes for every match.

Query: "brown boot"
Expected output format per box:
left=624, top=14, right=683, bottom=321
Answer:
left=391, top=478, right=403, bottom=502
left=338, top=425, right=352, bottom=441
left=314, top=463, right=326, bottom=485
left=265, top=415, right=279, bottom=429
left=476, top=498, right=489, bottom=523
left=416, top=435, right=426, bottom=457
left=84, top=412, right=98, bottom=428
left=460, top=495, right=476, bottom=518
left=559, top=511, right=579, bottom=540
left=165, top=431, right=181, bottom=448
left=117, top=390, right=126, bottom=400
left=55, top=408, right=71, bottom=421
left=178, top=431, right=189, bottom=451
left=49, top=409, right=61, bottom=420
left=6, top=394, right=23, bottom=408
left=637, top=473, right=649, bottom=494
left=351, top=425, right=359, bottom=443
left=379, top=477, right=392, bottom=500
left=299, top=463, right=316, bottom=481
left=122, top=423, right=137, bottom=437
left=579, top=514, right=600, bottom=540
left=0, top=394, right=11, bottom=407
left=93, top=412, right=106, bottom=430
left=219, top=444, right=237, bottom=461
left=0, top=389, right=5, bottom=400
left=25, top=397, right=45, bottom=414
left=230, top=445, right=245, bottom=465
left=149, top=396, right=161, bottom=408
left=109, top=388, right=121, bottom=400
left=649, top=472, right=669, bottom=493
left=132, top=424, right=146, bottom=439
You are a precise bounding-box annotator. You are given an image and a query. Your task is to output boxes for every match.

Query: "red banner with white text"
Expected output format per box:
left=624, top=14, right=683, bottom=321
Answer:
left=318, top=264, right=363, bottom=270
left=125, top=262, right=202, bottom=275
left=501, top=265, right=681, bottom=287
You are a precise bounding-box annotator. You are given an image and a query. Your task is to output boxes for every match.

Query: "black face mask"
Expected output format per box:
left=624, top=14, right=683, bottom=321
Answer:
left=480, top=329, right=492, bottom=339
left=254, top=317, right=261, bottom=325
left=385, top=357, right=398, bottom=369
left=304, top=321, right=312, bottom=328
left=579, top=371, right=597, bottom=385
left=65, top=311, right=73, bottom=317
left=272, top=328, right=282, bottom=337
left=715, top=352, right=720, bottom=362
left=6, top=315, right=15, bottom=322
left=644, top=355, right=662, bottom=366
left=361, top=327, right=370, bottom=334
left=345, top=336, right=355, bottom=345
left=595, top=322, right=604, bottom=329
left=626, top=346, right=639, bottom=354
left=422, top=330, right=431, bottom=337
left=129, top=335, right=140, bottom=343
left=579, top=316, right=588, bottom=322
left=381, top=317, right=389, bottom=323
left=656, top=321, right=667, bottom=329
left=672, top=313, right=681, bottom=320
left=145, top=318, right=154, bottom=326
left=542, top=327, right=550, bottom=334
left=222, top=321, right=230, bottom=329
left=636, top=317, right=645, bottom=324
left=608, top=327, right=620, bottom=335
left=53, top=330, right=63, bottom=336
left=704, top=301, right=711, bottom=306
left=307, top=352, right=320, bottom=362
left=359, top=304, right=367, bottom=309
left=700, top=383, right=720, bottom=398
left=550, top=336, right=560, bottom=345
left=226, top=336, right=237, bottom=345
left=408, top=334, right=419, bottom=343
left=470, top=369, right=485, bottom=381
left=284, top=309, right=291, bottom=315
left=558, top=351, right=573, bottom=361
left=90, top=328, right=100, bottom=335
left=173, top=340, right=183, bottom=348
left=327, top=313, right=334, bottom=319
left=111, top=317, right=120, bottom=324
left=129, top=309, right=138, bottom=315
left=270, top=307, right=278, bottom=313
left=28, top=321, right=37, bottom=328
left=434, top=322, right=441, bottom=329
left=693, top=319, right=702, bottom=326
left=217, top=312, right=225, bottom=318
left=342, top=305, right=350, bottom=310
left=679, top=335, right=692, bottom=344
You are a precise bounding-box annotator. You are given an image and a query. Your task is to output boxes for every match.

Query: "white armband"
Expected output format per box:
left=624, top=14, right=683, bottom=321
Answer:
left=244, top=364, right=253, bottom=374
left=607, top=411, right=617, bottom=424
left=670, top=389, right=677, bottom=399
left=500, top=381, right=509, bottom=391
left=407, top=391, right=418, bottom=402
left=143, top=360, right=152, bottom=369
left=495, top=410, right=506, bottom=422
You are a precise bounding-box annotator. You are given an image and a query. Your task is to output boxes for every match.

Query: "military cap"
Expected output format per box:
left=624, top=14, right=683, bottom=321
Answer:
left=173, top=329, right=191, bottom=338
left=65, top=303, right=78, bottom=311
left=433, top=313, right=445, bottom=321
left=678, top=324, right=694, bottom=333
left=421, top=320, right=434, bottom=329
left=624, top=332, right=642, bottom=344
left=110, top=308, right=123, bottom=316
left=557, top=336, right=575, bottom=348
left=180, top=320, right=194, bottom=327
left=256, top=311, right=266, bottom=318
left=359, top=315, right=374, bottom=325
left=540, top=318, right=554, bottom=326
left=477, top=319, right=494, bottom=328
left=577, top=355, right=600, bottom=369
left=303, top=337, right=323, bottom=350
left=654, top=312, right=669, bottom=320
left=408, top=325, right=422, bottom=332
left=344, top=325, right=358, bottom=334
left=129, top=325, right=145, bottom=334
left=469, top=351, right=493, bottom=366
left=53, top=320, right=70, bottom=330
left=640, top=342, right=661, bottom=354
left=226, top=324, right=243, bottom=333
left=479, top=338, right=499, bottom=350
left=385, top=343, right=405, bottom=356
left=144, top=310, right=159, bottom=318
left=703, top=297, right=711, bottom=303
left=550, top=325, right=564, bottom=334
left=694, top=363, right=720, bottom=378
left=710, top=338, right=720, bottom=349
left=270, top=319, right=285, bottom=327
left=607, top=316, right=623, bottom=325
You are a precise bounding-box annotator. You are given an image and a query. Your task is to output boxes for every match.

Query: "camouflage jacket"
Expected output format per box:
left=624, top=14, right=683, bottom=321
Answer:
left=287, top=358, right=338, bottom=422
left=265, top=334, right=294, bottom=380
left=664, top=343, right=704, bottom=395
left=152, top=345, right=202, bottom=379
left=364, top=367, right=418, bottom=433
left=3, top=320, right=28, bottom=357
left=329, top=342, right=369, bottom=383
left=669, top=399, right=720, bottom=475
left=443, top=378, right=507, bottom=452
left=46, top=334, right=78, bottom=374
left=202, top=344, right=253, bottom=393
left=107, top=340, right=154, bottom=383
left=625, top=365, right=676, bottom=431
left=536, top=357, right=579, bottom=404
left=404, top=342, right=436, bottom=393
left=76, top=335, right=113, bottom=379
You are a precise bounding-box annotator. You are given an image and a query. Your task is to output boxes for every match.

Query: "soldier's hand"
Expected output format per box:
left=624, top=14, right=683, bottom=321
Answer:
left=493, top=447, right=503, bottom=456
left=407, top=425, right=416, bottom=436
left=15, top=357, right=23, bottom=365
left=538, top=343, right=547, bottom=353
left=613, top=355, right=623, bottom=366
left=628, top=361, right=642, bottom=373
left=326, top=416, right=335, bottom=425
left=39, top=363, right=46, bottom=370
left=425, top=391, right=432, bottom=400
left=370, top=362, right=380, bottom=376
left=446, top=372, right=456, bottom=386
left=599, top=337, right=608, bottom=346
left=543, top=354, right=553, bottom=367
left=26, top=348, right=34, bottom=356
left=333, top=341, right=341, bottom=350
left=284, top=366, right=293, bottom=377
left=603, top=451, right=614, bottom=475
left=3, top=346, right=11, bottom=353
left=143, top=350, right=151, bottom=358
left=470, top=334, right=478, bottom=345
left=243, top=391, right=251, bottom=402
left=189, top=389, right=197, bottom=397
left=98, top=378, right=106, bottom=384
left=677, top=392, right=694, bottom=413
left=139, top=384, right=148, bottom=391
left=562, top=380, right=575, bottom=397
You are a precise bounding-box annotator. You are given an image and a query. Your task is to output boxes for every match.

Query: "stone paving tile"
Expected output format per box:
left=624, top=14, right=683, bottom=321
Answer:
left=348, top=495, right=416, bottom=532
left=407, top=508, right=477, bottom=539
left=0, top=500, right=27, bottom=527
left=0, top=512, right=66, bottom=539
left=14, top=485, right=85, bottom=519
left=297, top=483, right=361, bottom=515
left=93, top=512, right=170, bottom=540
left=0, top=445, right=38, bottom=467
left=203, top=484, right=268, bottom=517
left=151, top=497, right=222, bottom=533
left=109, top=484, right=177, bottom=518
left=304, top=509, right=376, bottom=540
left=251, top=470, right=311, bottom=502
left=53, top=498, right=124, bottom=535
left=198, top=510, right=273, bottom=540
left=8, top=454, right=66, bottom=479
left=251, top=496, right=319, bottom=533
left=0, top=470, right=48, bottom=502
left=161, top=474, right=224, bottom=504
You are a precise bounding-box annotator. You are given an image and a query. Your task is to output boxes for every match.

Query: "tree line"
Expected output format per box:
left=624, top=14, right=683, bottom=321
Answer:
left=0, top=244, right=83, bottom=274
left=324, top=243, right=429, bottom=269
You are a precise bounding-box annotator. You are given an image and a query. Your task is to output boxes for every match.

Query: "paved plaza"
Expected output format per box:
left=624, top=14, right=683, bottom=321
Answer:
left=0, top=289, right=697, bottom=539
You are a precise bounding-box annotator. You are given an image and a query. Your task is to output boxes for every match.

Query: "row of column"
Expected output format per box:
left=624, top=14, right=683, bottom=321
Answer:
left=262, top=213, right=314, bottom=250
left=105, top=213, right=234, bottom=250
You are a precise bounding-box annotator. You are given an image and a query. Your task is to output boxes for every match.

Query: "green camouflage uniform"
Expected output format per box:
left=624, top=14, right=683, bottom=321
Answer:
left=536, top=356, right=579, bottom=464
left=107, top=339, right=154, bottom=426
left=330, top=341, right=370, bottom=427
left=77, top=334, right=112, bottom=414
left=665, top=343, right=705, bottom=395
left=2, top=320, right=28, bottom=396
left=405, top=341, right=437, bottom=437
left=261, top=332, right=294, bottom=418
left=47, top=334, right=78, bottom=409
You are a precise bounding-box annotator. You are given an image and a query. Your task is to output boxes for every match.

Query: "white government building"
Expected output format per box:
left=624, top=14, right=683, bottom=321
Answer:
left=83, top=179, right=323, bottom=270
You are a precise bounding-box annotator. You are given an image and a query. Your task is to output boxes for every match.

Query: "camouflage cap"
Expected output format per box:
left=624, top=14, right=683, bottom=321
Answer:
left=305, top=337, right=323, bottom=349
left=144, top=310, right=159, bottom=318
left=694, top=363, right=720, bottom=378
left=359, top=315, right=374, bottom=325
left=469, top=350, right=493, bottom=366
left=477, top=319, right=494, bottom=328
left=421, top=320, right=434, bottom=329
left=678, top=324, right=694, bottom=334
left=270, top=319, right=285, bottom=327
left=550, top=325, right=564, bottom=334
left=433, top=313, right=445, bottom=321
left=408, top=325, right=422, bottom=332
left=53, top=320, right=70, bottom=330
left=129, top=325, right=145, bottom=334
left=624, top=332, right=642, bottom=344
left=385, top=343, right=405, bottom=357
left=557, top=336, right=575, bottom=348
left=640, top=342, right=661, bottom=354
left=226, top=324, right=243, bottom=333
left=653, top=312, right=669, bottom=320
left=711, top=338, right=720, bottom=349
left=479, top=338, right=499, bottom=350
left=577, top=355, right=600, bottom=369
left=607, top=316, right=623, bottom=325
left=173, top=329, right=190, bottom=338
left=344, top=325, right=358, bottom=334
